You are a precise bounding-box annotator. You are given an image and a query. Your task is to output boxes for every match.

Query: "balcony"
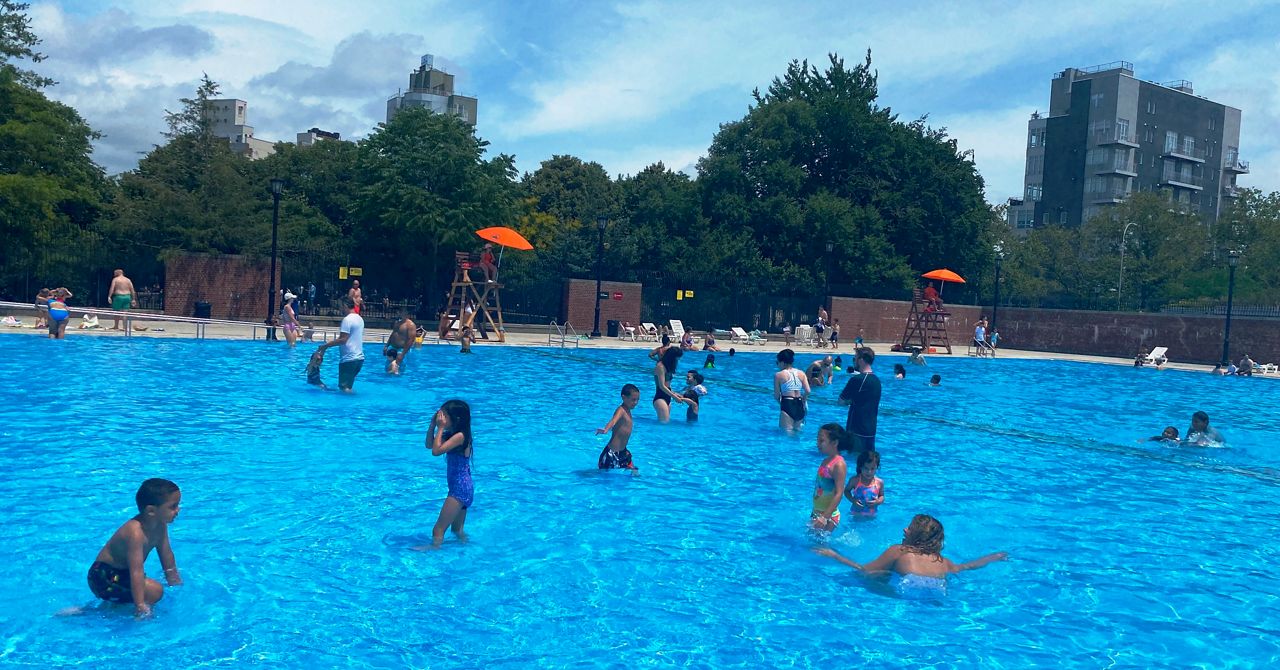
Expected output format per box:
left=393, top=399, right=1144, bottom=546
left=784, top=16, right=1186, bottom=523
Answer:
left=1223, top=184, right=1242, bottom=198
left=1161, top=144, right=1206, bottom=163
left=1095, top=129, right=1139, bottom=147
left=1091, top=188, right=1131, bottom=204
left=1096, top=158, right=1137, bottom=176
left=1224, top=156, right=1250, bottom=174
left=1161, top=166, right=1203, bottom=190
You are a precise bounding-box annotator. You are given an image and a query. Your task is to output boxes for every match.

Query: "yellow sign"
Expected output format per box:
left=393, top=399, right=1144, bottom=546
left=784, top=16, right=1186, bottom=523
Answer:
left=338, top=267, right=348, bottom=280
left=685, top=290, right=695, bottom=299
left=675, top=290, right=683, bottom=301
left=349, top=267, right=363, bottom=277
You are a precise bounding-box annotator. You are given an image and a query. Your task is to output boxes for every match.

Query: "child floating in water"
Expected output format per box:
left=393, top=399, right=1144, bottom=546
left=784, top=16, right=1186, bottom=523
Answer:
left=704, top=354, right=715, bottom=369
left=811, top=424, right=848, bottom=531
left=597, top=384, right=640, bottom=470
left=844, top=450, right=884, bottom=517
left=88, top=479, right=183, bottom=617
left=683, top=371, right=707, bottom=422
left=815, top=514, right=1007, bottom=597
left=929, top=374, right=941, bottom=386
left=306, top=349, right=328, bottom=389
left=417, top=400, right=474, bottom=549
left=1146, top=426, right=1180, bottom=444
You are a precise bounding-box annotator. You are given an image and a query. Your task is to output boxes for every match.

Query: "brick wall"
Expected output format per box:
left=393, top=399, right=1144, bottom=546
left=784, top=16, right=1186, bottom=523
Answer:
left=562, top=279, right=642, bottom=333
left=828, top=296, right=1280, bottom=364
left=164, top=253, right=281, bottom=320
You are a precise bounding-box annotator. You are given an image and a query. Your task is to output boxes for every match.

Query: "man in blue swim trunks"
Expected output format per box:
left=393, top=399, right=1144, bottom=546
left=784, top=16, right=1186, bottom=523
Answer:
left=383, top=315, right=417, bottom=375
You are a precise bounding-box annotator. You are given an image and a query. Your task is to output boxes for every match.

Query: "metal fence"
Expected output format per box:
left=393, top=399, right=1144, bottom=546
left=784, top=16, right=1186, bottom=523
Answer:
left=1161, top=300, right=1280, bottom=319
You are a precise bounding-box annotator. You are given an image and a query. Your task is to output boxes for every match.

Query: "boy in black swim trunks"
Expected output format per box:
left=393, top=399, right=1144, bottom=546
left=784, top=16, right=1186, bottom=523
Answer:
left=88, top=479, right=183, bottom=617
left=597, top=384, right=640, bottom=470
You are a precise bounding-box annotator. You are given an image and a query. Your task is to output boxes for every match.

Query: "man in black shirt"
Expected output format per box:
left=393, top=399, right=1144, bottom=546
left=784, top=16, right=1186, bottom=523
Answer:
left=838, top=347, right=881, bottom=453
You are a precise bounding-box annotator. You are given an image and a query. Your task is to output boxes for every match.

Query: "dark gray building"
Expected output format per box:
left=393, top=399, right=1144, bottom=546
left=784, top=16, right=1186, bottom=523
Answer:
left=1008, top=61, right=1247, bottom=230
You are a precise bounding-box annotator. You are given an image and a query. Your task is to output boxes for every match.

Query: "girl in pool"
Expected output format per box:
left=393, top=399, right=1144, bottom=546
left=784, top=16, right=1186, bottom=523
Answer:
left=704, top=354, right=715, bottom=369
left=844, top=450, right=884, bottom=517
left=811, top=424, right=848, bottom=531
left=773, top=348, right=810, bottom=432
left=893, top=364, right=906, bottom=379
left=815, top=514, right=1007, bottom=597
left=653, top=347, right=685, bottom=423
left=417, top=399, right=474, bottom=549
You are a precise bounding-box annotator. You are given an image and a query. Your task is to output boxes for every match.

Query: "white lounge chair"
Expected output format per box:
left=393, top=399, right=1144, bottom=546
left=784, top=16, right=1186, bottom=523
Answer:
left=731, top=327, right=751, bottom=344
left=619, top=322, right=638, bottom=341
left=794, top=324, right=815, bottom=346
left=1258, top=363, right=1278, bottom=375
left=1142, top=347, right=1168, bottom=365
left=639, top=322, right=659, bottom=342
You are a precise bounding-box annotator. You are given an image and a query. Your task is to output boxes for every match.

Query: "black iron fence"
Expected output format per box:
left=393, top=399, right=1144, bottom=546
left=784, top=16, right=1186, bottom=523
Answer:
left=1161, top=299, right=1280, bottom=319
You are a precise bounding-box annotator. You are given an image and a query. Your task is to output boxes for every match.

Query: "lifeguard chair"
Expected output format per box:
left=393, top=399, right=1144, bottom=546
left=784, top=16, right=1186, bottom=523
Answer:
left=441, top=251, right=507, bottom=342
left=900, top=288, right=952, bottom=354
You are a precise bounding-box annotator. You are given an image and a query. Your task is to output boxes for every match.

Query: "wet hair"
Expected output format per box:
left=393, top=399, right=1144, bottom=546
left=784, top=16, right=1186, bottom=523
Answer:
left=930, top=374, right=941, bottom=385
left=856, top=450, right=880, bottom=472
left=1192, top=410, right=1209, bottom=424
left=136, top=478, right=179, bottom=512
left=440, top=399, right=473, bottom=457
left=1162, top=426, right=1179, bottom=439
left=660, top=347, right=683, bottom=373
left=776, top=348, right=796, bottom=366
left=704, top=354, right=715, bottom=367
left=621, top=383, right=640, bottom=397
left=893, top=364, right=906, bottom=377
left=688, top=371, right=704, bottom=385
left=856, top=347, right=875, bottom=366
left=818, top=423, right=851, bottom=452
left=834, top=356, right=843, bottom=366
left=661, top=334, right=671, bottom=346
left=728, top=348, right=736, bottom=356
left=901, top=514, right=945, bottom=557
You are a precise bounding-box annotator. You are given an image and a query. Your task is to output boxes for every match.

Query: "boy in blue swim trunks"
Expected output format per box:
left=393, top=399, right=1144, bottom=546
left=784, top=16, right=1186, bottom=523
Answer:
left=88, top=479, right=183, bottom=617
left=597, top=384, right=640, bottom=470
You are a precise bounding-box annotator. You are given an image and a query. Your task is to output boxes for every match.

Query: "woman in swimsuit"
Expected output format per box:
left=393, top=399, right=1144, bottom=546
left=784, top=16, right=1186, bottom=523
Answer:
left=811, top=424, right=848, bottom=531
left=815, top=514, right=1008, bottom=598
left=653, top=347, right=685, bottom=423
left=773, top=348, right=811, bottom=432
left=46, top=287, right=73, bottom=339
left=648, top=334, right=672, bottom=361
left=418, top=399, right=473, bottom=549
left=280, top=294, right=301, bottom=347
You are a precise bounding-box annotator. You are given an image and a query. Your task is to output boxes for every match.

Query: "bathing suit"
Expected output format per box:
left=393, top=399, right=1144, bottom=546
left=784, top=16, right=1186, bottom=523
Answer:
left=48, top=300, right=69, bottom=322
left=385, top=345, right=402, bottom=359
left=812, top=454, right=845, bottom=526
left=87, top=561, right=132, bottom=603
left=443, top=429, right=474, bottom=508
left=306, top=363, right=326, bottom=388
left=598, top=445, right=636, bottom=469
left=893, top=573, right=948, bottom=599
left=848, top=475, right=883, bottom=516
left=111, top=294, right=132, bottom=311
left=779, top=369, right=806, bottom=422
left=653, top=368, right=674, bottom=405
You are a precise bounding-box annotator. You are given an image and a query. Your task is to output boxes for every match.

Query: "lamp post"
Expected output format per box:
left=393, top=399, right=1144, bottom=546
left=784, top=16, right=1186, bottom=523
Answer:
left=591, top=216, right=606, bottom=338
left=992, top=241, right=1004, bottom=333
left=1118, top=221, right=1137, bottom=310
left=824, top=242, right=833, bottom=300
left=266, top=178, right=284, bottom=341
left=1220, top=249, right=1241, bottom=366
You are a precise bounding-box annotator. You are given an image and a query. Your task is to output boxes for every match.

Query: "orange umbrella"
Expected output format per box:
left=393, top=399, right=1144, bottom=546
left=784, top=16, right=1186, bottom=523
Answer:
left=921, top=269, right=966, bottom=284
left=475, top=226, right=533, bottom=251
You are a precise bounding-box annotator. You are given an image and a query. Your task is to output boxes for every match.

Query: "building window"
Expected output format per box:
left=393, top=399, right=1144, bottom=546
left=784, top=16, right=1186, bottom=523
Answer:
left=1059, top=211, right=1069, bottom=225
left=1206, top=142, right=1214, bottom=158
left=1028, top=132, right=1038, bottom=148
left=1164, top=131, right=1178, bottom=153
left=1209, top=117, right=1216, bottom=130
left=1116, top=118, right=1130, bottom=139
left=1143, top=128, right=1154, bottom=143
left=1146, top=100, right=1157, bottom=114
left=1136, top=150, right=1144, bottom=167
left=1182, top=136, right=1195, bottom=154
left=1026, top=185, right=1042, bottom=201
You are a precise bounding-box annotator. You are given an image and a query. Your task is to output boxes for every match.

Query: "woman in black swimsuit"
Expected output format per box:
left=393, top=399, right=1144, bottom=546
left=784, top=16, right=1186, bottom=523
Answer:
left=653, top=347, right=685, bottom=423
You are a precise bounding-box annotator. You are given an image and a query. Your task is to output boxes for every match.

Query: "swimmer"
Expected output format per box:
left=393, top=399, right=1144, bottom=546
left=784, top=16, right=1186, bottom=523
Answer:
left=384, top=315, right=417, bottom=373
left=814, top=514, right=1008, bottom=597
left=728, top=347, right=736, bottom=357
left=774, top=348, right=811, bottom=432
left=459, top=326, right=474, bottom=354
left=88, top=479, right=183, bottom=617
left=306, top=349, right=328, bottom=389
left=1146, top=426, right=1179, bottom=444
left=808, top=355, right=834, bottom=387
left=648, top=334, right=672, bottom=361
left=418, top=400, right=474, bottom=549
left=597, top=383, right=640, bottom=470
left=833, top=355, right=843, bottom=372
left=704, top=354, right=716, bottom=369
left=844, top=450, right=884, bottom=517
left=811, top=424, right=848, bottom=532
left=929, top=374, right=941, bottom=387
left=1184, top=411, right=1225, bottom=446
left=908, top=348, right=927, bottom=366
left=893, top=364, right=906, bottom=379
left=683, top=371, right=708, bottom=422
left=652, top=347, right=686, bottom=423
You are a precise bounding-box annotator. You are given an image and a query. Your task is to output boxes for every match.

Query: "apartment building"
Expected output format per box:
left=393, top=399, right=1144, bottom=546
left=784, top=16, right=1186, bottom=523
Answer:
left=386, top=54, right=478, bottom=125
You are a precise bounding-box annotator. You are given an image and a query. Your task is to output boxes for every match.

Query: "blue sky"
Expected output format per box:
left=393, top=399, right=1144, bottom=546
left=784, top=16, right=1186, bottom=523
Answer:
left=27, top=0, right=1280, bottom=203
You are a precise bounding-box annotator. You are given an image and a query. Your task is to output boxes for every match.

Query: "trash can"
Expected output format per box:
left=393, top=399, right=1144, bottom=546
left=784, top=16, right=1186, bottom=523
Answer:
left=193, top=301, right=212, bottom=318
left=607, top=320, right=620, bottom=338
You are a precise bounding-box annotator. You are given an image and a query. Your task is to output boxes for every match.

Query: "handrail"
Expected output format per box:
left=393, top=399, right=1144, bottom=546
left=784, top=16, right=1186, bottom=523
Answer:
left=546, top=320, right=581, bottom=349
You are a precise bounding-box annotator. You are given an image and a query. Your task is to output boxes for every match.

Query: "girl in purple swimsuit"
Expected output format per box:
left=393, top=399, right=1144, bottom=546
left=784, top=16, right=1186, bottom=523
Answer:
left=421, top=399, right=474, bottom=549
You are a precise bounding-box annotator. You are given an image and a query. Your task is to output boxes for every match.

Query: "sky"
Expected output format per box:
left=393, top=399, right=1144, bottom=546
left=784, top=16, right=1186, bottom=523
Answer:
left=24, top=0, right=1280, bottom=203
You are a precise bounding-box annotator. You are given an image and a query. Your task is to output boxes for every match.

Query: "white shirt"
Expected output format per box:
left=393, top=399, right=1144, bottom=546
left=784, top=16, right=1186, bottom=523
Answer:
left=339, top=312, right=365, bottom=363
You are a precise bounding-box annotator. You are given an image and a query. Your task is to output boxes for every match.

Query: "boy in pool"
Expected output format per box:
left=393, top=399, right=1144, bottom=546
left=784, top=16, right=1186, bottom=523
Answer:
left=1146, top=426, right=1180, bottom=443
left=683, top=371, right=708, bottom=422
left=1184, top=411, right=1225, bottom=446
left=814, top=514, right=1007, bottom=597
left=306, top=349, right=328, bottom=389
left=929, top=374, right=941, bottom=386
left=597, top=384, right=640, bottom=470
left=88, top=479, right=183, bottom=617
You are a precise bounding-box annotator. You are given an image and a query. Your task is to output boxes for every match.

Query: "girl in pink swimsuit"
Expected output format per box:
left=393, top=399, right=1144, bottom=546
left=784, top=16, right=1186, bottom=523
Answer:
left=845, top=450, right=884, bottom=517
left=811, top=424, right=848, bottom=531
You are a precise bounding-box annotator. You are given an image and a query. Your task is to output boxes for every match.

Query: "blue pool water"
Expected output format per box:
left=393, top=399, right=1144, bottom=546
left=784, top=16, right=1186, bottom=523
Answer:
left=2, top=334, right=1279, bottom=668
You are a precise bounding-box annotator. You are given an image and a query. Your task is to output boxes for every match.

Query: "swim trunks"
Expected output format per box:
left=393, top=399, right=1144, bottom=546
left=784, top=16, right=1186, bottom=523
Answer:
left=338, top=359, right=364, bottom=390
left=87, top=561, right=132, bottom=603
left=780, top=396, right=806, bottom=422
left=111, top=294, right=132, bottom=311
left=384, top=345, right=402, bottom=359
left=598, top=445, right=636, bottom=470
left=893, top=573, right=948, bottom=599
left=810, top=510, right=841, bottom=528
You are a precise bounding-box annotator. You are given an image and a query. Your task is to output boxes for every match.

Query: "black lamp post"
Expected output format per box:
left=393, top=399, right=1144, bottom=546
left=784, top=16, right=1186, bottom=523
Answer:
left=992, top=241, right=1004, bottom=333
left=591, top=216, right=606, bottom=338
left=266, top=178, right=284, bottom=341
left=824, top=242, right=833, bottom=299
left=1220, top=249, right=1241, bottom=366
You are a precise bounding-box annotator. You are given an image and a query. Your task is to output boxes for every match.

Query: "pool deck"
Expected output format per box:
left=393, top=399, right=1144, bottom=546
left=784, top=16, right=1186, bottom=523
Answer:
left=3, top=314, right=1267, bottom=377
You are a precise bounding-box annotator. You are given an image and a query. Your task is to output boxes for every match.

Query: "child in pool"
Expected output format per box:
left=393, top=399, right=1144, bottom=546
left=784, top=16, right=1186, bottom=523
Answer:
left=704, top=354, right=715, bottom=369
left=815, top=514, right=1008, bottom=596
left=88, top=479, right=183, bottom=617
left=460, top=327, right=474, bottom=353
left=683, top=371, right=707, bottom=422
left=844, top=450, right=884, bottom=517
left=893, top=364, right=906, bottom=379
left=306, top=349, right=327, bottom=389
left=833, top=356, right=843, bottom=372
left=597, top=384, right=640, bottom=470
left=1146, top=426, right=1180, bottom=443
left=929, top=374, right=941, bottom=386
left=417, top=400, right=474, bottom=549
left=811, top=424, right=848, bottom=531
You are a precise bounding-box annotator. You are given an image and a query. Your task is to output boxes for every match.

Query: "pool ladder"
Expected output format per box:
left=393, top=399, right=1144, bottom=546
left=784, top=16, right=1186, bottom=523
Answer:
left=548, top=321, right=581, bottom=348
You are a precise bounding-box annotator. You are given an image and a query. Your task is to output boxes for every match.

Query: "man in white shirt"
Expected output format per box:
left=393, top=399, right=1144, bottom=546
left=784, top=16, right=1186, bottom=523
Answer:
left=317, top=297, right=365, bottom=392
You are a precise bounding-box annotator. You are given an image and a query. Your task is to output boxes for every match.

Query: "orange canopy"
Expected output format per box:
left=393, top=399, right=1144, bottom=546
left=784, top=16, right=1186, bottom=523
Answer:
left=475, top=226, right=533, bottom=251
left=921, top=269, right=966, bottom=284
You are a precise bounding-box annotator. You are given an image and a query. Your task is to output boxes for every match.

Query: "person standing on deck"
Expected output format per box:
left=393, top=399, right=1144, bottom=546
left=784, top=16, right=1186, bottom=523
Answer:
left=108, top=269, right=137, bottom=331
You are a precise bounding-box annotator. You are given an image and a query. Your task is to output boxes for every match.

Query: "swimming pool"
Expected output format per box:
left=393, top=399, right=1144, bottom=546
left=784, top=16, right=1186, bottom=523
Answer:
left=2, top=334, right=1278, bottom=668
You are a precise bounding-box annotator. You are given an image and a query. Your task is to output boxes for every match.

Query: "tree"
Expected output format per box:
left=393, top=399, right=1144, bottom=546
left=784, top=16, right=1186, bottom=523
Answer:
left=0, top=0, right=53, bottom=87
